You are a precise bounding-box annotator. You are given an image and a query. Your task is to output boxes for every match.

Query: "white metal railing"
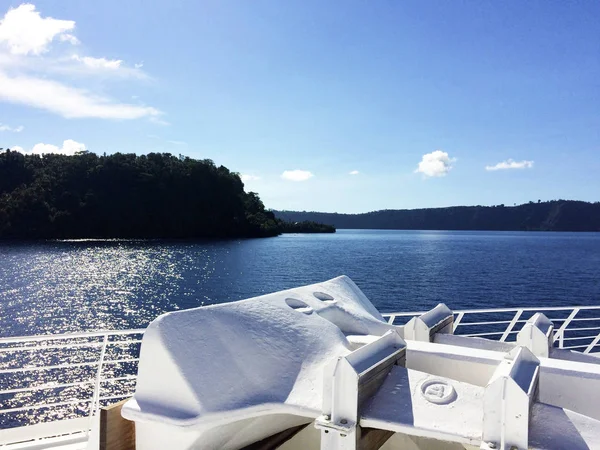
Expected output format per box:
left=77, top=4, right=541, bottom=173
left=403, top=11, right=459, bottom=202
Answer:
left=1, top=305, right=599, bottom=443
left=0, top=328, right=144, bottom=443
left=383, top=305, right=600, bottom=354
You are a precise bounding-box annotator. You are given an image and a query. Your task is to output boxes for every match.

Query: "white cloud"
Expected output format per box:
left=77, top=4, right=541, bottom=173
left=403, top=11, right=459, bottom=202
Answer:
left=149, top=116, right=170, bottom=126
left=0, top=4, right=159, bottom=122
left=241, top=174, right=261, bottom=182
left=0, top=52, right=147, bottom=80
left=281, top=170, right=314, bottom=181
left=349, top=170, right=359, bottom=175
left=485, top=159, right=534, bottom=171
left=415, top=150, right=456, bottom=177
left=134, top=63, right=143, bottom=69
left=71, top=54, right=122, bottom=70
left=49, top=54, right=148, bottom=79
left=167, top=140, right=187, bottom=145
left=59, top=33, right=79, bottom=45
left=0, top=4, right=77, bottom=55
left=0, top=123, right=24, bottom=132
left=0, top=71, right=161, bottom=119
left=15, top=139, right=86, bottom=156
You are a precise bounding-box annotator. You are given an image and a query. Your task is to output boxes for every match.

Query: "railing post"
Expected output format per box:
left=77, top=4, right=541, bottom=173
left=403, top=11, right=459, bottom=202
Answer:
left=585, top=332, right=600, bottom=354
left=386, top=315, right=395, bottom=325
left=554, top=308, right=579, bottom=349
left=89, top=334, right=109, bottom=433
left=453, top=312, right=465, bottom=333
left=500, top=309, right=523, bottom=342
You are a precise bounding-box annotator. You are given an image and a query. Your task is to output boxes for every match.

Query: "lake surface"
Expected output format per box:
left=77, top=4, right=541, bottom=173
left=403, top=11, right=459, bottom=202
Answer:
left=1, top=230, right=600, bottom=337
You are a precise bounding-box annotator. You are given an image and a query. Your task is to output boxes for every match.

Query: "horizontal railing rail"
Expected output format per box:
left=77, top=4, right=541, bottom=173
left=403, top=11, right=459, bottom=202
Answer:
left=383, top=305, right=600, bottom=354
left=0, top=328, right=145, bottom=439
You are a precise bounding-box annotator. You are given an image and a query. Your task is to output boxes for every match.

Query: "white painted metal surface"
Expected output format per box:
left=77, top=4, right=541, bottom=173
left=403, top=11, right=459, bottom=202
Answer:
left=315, top=330, right=406, bottom=450
left=516, top=313, right=554, bottom=358
left=403, top=304, right=453, bottom=342
left=361, top=368, right=484, bottom=445
left=481, top=347, right=540, bottom=450
left=384, top=305, right=600, bottom=353
left=122, top=276, right=397, bottom=450
left=1, top=278, right=599, bottom=449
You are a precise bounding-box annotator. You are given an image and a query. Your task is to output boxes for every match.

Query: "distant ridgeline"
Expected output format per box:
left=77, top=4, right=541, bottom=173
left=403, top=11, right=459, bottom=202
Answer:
left=0, top=150, right=333, bottom=239
left=274, top=201, right=600, bottom=232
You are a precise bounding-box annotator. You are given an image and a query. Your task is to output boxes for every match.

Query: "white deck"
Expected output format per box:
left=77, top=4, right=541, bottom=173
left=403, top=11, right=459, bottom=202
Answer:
left=361, top=367, right=483, bottom=445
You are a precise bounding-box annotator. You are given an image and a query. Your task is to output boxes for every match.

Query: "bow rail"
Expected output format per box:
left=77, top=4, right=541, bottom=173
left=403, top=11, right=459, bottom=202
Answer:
left=383, top=305, right=600, bottom=353
left=0, top=329, right=144, bottom=446
left=0, top=305, right=599, bottom=446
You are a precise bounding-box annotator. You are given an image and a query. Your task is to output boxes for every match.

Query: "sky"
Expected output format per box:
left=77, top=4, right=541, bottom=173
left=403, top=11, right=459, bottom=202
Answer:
left=0, top=1, right=598, bottom=213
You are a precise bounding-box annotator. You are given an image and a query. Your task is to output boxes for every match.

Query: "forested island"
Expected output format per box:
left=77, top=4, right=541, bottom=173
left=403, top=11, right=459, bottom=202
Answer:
left=3, top=148, right=597, bottom=237
left=278, top=220, right=335, bottom=233
left=274, top=200, right=600, bottom=232
left=0, top=150, right=334, bottom=239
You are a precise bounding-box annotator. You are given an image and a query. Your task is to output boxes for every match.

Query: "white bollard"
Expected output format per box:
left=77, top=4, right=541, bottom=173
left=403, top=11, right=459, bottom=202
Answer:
left=516, top=313, right=554, bottom=358
left=404, top=303, right=454, bottom=342
left=481, top=346, right=540, bottom=450
left=315, top=330, right=406, bottom=450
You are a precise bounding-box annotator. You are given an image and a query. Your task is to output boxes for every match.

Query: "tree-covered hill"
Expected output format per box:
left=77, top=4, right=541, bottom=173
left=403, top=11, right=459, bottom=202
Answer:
left=0, top=150, right=331, bottom=239
left=274, top=201, right=600, bottom=232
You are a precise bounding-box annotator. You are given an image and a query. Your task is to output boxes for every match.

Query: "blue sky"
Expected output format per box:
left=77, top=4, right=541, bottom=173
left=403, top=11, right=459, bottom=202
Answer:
left=0, top=1, right=598, bottom=213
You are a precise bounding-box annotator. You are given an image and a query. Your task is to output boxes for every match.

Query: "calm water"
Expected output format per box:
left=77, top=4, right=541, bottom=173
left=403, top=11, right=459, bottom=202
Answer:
left=1, top=229, right=600, bottom=428
left=1, top=229, right=600, bottom=337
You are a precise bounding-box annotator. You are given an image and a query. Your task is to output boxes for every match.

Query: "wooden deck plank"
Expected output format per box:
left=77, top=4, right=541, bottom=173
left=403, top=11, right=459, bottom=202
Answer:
left=242, top=424, right=308, bottom=450
left=359, top=428, right=394, bottom=450
left=100, top=399, right=135, bottom=450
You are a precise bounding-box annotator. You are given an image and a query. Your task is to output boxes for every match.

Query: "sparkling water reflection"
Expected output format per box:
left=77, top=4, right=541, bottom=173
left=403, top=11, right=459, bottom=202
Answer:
left=1, top=230, right=600, bottom=337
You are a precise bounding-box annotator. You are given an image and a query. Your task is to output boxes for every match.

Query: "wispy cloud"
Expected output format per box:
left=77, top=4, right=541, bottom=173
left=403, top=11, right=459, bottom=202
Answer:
left=349, top=170, right=359, bottom=175
left=147, top=135, right=184, bottom=145
left=241, top=174, right=261, bottom=182
left=485, top=159, right=534, bottom=171
left=0, top=4, right=160, bottom=121
left=149, top=116, right=170, bottom=126
left=0, top=71, right=161, bottom=119
left=11, top=55, right=151, bottom=81
left=71, top=54, right=122, bottom=70
left=13, top=139, right=86, bottom=155
left=415, top=150, right=456, bottom=177
left=0, top=122, right=23, bottom=132
left=281, top=170, right=314, bottom=182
